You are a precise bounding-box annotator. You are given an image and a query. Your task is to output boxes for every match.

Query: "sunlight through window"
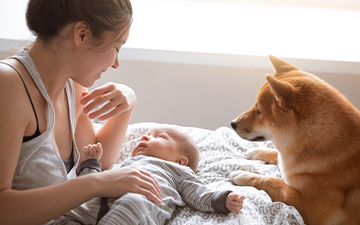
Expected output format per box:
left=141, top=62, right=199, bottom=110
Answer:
left=127, top=0, right=360, bottom=62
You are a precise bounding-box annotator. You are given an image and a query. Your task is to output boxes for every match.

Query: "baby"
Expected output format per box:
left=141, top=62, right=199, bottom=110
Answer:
left=56, top=124, right=244, bottom=225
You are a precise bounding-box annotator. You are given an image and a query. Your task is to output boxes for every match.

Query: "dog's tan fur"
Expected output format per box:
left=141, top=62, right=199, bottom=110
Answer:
left=230, top=55, right=360, bottom=225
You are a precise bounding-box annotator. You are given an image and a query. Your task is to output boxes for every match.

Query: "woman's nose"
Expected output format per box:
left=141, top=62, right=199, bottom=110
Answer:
left=141, top=135, right=150, bottom=141
left=112, top=54, right=120, bottom=69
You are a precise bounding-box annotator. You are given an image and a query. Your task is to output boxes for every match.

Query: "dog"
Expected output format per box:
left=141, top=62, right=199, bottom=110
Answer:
left=229, top=55, right=360, bottom=225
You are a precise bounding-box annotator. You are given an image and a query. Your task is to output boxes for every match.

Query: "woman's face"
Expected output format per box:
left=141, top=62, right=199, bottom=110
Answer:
left=72, top=26, right=131, bottom=87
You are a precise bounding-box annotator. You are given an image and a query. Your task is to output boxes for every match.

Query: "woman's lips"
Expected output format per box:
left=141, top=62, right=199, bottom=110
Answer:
left=95, top=70, right=106, bottom=80
left=94, top=73, right=101, bottom=80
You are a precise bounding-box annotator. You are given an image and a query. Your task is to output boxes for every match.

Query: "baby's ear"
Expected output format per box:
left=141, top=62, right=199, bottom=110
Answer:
left=175, top=156, right=188, bottom=166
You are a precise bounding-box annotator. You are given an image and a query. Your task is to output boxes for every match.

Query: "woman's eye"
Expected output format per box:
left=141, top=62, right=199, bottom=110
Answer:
left=115, top=47, right=120, bottom=53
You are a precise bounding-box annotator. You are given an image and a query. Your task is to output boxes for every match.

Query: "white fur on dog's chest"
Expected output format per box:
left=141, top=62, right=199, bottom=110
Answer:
left=278, top=155, right=301, bottom=186
left=278, top=157, right=290, bottom=185
left=278, top=155, right=312, bottom=188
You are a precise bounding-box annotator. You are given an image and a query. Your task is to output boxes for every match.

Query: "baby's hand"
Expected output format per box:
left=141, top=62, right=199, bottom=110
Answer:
left=225, top=192, right=245, bottom=214
left=83, top=143, right=103, bottom=160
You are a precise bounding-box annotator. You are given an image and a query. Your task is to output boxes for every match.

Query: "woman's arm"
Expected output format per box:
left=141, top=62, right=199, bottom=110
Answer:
left=0, top=72, right=161, bottom=225
left=74, top=81, right=136, bottom=170
left=0, top=164, right=162, bottom=225
left=0, top=174, right=99, bottom=225
left=72, top=81, right=162, bottom=203
left=0, top=69, right=97, bottom=225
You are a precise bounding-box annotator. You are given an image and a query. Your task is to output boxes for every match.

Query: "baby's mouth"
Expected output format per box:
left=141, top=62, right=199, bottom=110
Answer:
left=133, top=142, right=147, bottom=157
left=134, top=142, right=147, bottom=152
left=138, top=142, right=147, bottom=148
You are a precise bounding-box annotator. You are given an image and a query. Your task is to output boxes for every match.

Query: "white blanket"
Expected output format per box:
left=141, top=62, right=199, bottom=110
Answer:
left=104, top=122, right=305, bottom=225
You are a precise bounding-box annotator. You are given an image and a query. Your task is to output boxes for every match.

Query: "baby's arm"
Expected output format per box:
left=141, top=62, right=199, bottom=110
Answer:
left=78, top=143, right=103, bottom=176
left=225, top=192, right=245, bottom=214
left=83, top=142, right=103, bottom=160
left=179, top=167, right=244, bottom=214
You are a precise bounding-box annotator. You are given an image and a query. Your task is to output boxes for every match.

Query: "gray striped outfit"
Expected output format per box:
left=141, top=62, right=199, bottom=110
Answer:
left=55, top=155, right=233, bottom=225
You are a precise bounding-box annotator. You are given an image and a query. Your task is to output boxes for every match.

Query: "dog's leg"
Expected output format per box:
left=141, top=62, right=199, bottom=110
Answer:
left=245, top=147, right=278, bottom=164
left=229, top=170, right=345, bottom=225
left=229, top=171, right=309, bottom=222
left=229, top=170, right=298, bottom=202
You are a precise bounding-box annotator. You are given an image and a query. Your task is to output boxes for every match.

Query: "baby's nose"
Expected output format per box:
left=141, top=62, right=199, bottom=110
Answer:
left=141, top=135, right=150, bottom=141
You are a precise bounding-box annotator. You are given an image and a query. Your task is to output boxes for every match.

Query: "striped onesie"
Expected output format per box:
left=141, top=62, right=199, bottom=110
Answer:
left=55, top=155, right=233, bottom=225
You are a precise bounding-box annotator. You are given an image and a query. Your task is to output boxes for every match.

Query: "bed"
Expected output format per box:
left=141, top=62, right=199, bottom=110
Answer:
left=99, top=121, right=305, bottom=225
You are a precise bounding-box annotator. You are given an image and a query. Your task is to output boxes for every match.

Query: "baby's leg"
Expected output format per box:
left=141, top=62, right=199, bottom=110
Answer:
left=98, top=193, right=171, bottom=225
left=54, top=197, right=101, bottom=225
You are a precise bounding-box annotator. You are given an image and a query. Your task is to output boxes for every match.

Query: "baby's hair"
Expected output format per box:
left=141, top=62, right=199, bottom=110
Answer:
left=26, top=0, right=132, bottom=46
left=174, top=127, right=200, bottom=172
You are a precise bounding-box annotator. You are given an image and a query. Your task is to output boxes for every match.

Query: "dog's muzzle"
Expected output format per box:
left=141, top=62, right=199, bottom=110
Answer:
left=231, top=121, right=237, bottom=130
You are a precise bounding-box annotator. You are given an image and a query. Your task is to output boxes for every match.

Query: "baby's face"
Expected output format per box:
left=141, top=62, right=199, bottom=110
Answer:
left=132, top=125, right=183, bottom=162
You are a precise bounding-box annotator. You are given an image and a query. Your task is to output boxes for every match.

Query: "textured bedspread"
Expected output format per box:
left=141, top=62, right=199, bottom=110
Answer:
left=98, top=122, right=305, bottom=225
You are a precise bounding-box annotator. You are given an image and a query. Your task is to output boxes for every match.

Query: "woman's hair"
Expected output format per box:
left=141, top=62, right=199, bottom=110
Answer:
left=26, top=0, right=133, bottom=46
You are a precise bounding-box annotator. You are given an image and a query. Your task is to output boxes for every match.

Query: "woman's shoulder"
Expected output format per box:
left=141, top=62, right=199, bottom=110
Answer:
left=0, top=59, right=33, bottom=115
left=0, top=60, right=26, bottom=91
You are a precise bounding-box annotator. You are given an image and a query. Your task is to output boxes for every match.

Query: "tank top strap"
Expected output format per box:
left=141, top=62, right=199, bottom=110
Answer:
left=65, top=79, right=77, bottom=136
left=0, top=61, right=41, bottom=142
left=8, top=49, right=80, bottom=178
left=8, top=48, right=55, bottom=131
left=65, top=78, right=81, bottom=175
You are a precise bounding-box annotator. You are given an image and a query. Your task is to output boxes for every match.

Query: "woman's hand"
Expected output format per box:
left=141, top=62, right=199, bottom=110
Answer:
left=92, top=166, right=162, bottom=205
left=80, top=82, right=136, bottom=121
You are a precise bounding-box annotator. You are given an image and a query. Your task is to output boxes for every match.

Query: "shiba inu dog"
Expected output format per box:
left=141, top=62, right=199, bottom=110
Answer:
left=230, top=55, right=360, bottom=225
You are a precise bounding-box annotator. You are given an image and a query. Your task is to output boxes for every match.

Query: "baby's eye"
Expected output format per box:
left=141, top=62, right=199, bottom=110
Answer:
left=115, top=47, right=120, bottom=53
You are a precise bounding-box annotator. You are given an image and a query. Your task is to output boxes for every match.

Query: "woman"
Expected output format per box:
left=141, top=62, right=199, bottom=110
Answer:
left=0, top=0, right=161, bottom=224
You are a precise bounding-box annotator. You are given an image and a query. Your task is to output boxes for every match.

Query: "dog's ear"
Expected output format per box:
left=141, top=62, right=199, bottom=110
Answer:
left=266, top=74, right=295, bottom=110
left=269, top=55, right=299, bottom=73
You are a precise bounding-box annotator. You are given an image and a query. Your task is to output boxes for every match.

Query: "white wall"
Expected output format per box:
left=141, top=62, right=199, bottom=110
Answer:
left=1, top=0, right=359, bottom=130
left=1, top=43, right=359, bottom=130
left=91, top=48, right=360, bottom=130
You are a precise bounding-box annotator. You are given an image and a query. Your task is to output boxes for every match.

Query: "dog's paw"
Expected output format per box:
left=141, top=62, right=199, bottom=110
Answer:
left=245, top=147, right=278, bottom=164
left=229, top=170, right=257, bottom=186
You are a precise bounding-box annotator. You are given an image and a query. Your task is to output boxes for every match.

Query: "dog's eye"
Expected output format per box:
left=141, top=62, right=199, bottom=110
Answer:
left=256, top=109, right=262, bottom=115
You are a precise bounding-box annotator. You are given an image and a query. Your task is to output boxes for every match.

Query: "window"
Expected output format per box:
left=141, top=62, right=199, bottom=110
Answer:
left=128, top=0, right=360, bottom=62
left=1, top=0, right=359, bottom=62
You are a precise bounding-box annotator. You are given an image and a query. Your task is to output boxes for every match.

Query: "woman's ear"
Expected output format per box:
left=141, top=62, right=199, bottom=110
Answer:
left=73, top=21, right=90, bottom=47
left=175, top=156, right=188, bottom=166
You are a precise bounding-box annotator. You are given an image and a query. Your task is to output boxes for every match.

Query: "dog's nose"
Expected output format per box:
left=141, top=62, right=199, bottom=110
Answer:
left=231, top=121, right=237, bottom=130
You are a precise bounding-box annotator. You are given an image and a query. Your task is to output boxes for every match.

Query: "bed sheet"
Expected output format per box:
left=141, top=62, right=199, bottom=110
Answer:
left=100, top=122, right=305, bottom=225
